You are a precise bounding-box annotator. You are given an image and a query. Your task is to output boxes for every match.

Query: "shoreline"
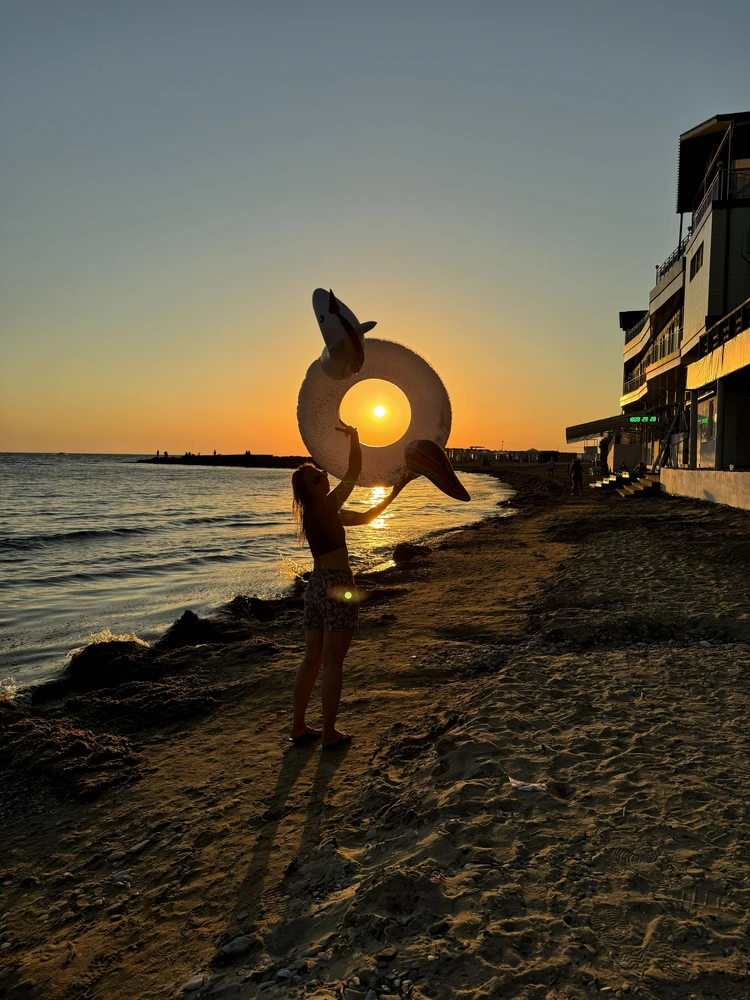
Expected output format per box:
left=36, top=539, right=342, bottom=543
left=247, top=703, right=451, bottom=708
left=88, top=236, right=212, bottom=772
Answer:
left=3, top=473, right=750, bottom=1000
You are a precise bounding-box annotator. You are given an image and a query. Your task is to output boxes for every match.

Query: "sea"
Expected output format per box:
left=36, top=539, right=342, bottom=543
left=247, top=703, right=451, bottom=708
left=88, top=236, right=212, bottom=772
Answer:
left=0, top=453, right=512, bottom=694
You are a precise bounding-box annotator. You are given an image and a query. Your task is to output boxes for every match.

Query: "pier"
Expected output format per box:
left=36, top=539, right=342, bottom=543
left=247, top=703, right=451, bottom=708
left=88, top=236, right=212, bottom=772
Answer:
left=138, top=453, right=311, bottom=469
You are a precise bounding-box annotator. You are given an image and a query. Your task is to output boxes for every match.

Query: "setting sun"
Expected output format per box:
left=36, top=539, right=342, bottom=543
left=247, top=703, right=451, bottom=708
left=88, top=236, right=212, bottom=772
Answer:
left=339, top=379, right=411, bottom=447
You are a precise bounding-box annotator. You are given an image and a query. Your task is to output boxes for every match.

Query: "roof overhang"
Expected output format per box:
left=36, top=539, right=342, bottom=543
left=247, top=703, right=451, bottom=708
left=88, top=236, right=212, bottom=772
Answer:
left=619, top=310, right=647, bottom=332
left=676, top=112, right=750, bottom=214
left=566, top=410, right=661, bottom=443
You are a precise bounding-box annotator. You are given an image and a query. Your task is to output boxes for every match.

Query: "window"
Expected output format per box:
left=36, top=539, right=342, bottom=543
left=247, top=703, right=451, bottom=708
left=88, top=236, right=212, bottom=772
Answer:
left=689, top=242, right=704, bottom=281
left=698, top=396, right=716, bottom=444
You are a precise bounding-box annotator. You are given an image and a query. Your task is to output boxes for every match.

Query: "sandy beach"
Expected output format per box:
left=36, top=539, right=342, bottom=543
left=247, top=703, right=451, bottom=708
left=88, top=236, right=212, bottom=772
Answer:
left=2, top=470, right=750, bottom=1000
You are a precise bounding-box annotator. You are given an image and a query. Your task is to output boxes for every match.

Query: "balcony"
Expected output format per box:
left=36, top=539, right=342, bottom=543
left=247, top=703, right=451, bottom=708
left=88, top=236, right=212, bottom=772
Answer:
left=623, top=327, right=682, bottom=396
left=699, top=296, right=750, bottom=358
left=645, top=327, right=681, bottom=369
left=692, top=168, right=750, bottom=233
left=623, top=372, right=646, bottom=395
left=624, top=313, right=648, bottom=345
left=654, top=235, right=689, bottom=286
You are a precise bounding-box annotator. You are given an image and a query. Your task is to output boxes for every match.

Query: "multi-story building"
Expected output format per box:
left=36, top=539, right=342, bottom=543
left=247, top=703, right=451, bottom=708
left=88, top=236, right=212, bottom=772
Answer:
left=567, top=112, right=750, bottom=506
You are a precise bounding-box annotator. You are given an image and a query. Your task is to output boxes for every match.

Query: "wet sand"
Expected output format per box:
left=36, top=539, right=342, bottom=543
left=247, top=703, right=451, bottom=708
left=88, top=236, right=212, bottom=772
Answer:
left=2, top=472, right=750, bottom=1000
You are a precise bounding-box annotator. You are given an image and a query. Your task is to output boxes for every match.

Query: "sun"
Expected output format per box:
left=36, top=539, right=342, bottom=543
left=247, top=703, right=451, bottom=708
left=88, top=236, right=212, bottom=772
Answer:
left=340, top=380, right=411, bottom=446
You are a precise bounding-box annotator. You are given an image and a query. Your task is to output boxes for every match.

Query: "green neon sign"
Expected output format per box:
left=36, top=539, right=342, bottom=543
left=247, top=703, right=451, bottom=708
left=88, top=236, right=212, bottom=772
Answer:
left=628, top=415, right=657, bottom=424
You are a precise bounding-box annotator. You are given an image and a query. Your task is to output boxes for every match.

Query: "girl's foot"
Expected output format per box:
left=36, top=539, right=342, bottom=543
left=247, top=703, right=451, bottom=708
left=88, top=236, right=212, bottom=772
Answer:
left=322, top=730, right=352, bottom=750
left=288, top=725, right=322, bottom=744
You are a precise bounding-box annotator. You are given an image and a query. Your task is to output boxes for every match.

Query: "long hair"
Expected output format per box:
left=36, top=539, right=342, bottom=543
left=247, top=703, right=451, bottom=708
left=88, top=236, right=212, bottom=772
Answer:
left=291, top=462, right=321, bottom=543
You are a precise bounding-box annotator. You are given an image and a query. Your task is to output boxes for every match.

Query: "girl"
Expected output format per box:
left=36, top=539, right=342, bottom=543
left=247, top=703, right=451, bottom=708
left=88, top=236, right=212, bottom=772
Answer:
left=290, top=423, right=411, bottom=748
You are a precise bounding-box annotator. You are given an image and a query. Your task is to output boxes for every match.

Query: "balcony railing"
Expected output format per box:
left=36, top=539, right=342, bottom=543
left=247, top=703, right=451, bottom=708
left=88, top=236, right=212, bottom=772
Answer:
left=645, top=326, right=681, bottom=368
left=623, top=326, right=682, bottom=394
left=654, top=235, right=689, bottom=285
left=692, top=172, right=720, bottom=232
left=624, top=312, right=648, bottom=345
left=699, top=296, right=750, bottom=358
left=692, top=167, right=750, bottom=232
left=622, top=372, right=646, bottom=396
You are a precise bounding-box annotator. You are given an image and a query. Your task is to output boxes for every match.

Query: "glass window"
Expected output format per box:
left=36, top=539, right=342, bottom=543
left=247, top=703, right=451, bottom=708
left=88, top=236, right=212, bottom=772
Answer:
left=698, top=396, right=716, bottom=446
left=689, top=242, right=704, bottom=281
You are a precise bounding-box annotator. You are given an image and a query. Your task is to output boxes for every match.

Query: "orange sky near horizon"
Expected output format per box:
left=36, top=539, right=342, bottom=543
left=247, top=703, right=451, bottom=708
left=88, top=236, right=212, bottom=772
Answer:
left=0, top=282, right=605, bottom=456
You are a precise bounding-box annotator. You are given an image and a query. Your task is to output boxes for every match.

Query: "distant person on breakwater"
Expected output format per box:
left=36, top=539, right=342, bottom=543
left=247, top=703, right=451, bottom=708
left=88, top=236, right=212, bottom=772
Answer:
left=289, top=423, right=412, bottom=750
left=546, top=459, right=555, bottom=478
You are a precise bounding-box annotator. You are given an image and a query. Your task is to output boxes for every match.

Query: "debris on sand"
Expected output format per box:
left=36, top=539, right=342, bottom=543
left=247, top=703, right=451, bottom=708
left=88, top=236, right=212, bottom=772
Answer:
left=508, top=776, right=548, bottom=792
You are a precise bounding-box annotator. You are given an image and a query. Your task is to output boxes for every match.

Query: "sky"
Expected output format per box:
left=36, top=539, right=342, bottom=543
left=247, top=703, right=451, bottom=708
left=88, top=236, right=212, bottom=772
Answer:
left=1, top=1, right=749, bottom=455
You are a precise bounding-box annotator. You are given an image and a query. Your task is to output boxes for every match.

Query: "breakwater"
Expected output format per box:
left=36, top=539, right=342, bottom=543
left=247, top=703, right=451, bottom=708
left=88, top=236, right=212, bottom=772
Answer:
left=137, top=453, right=311, bottom=469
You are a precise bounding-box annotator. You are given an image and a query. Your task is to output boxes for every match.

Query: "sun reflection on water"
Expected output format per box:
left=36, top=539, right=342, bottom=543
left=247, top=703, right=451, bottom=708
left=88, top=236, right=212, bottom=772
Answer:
left=367, top=486, right=390, bottom=529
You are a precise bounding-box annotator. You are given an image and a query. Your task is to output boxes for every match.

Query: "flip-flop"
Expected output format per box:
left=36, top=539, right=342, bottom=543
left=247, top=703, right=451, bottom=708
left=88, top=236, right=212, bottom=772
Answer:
left=288, top=731, right=322, bottom=745
left=322, top=734, right=352, bottom=751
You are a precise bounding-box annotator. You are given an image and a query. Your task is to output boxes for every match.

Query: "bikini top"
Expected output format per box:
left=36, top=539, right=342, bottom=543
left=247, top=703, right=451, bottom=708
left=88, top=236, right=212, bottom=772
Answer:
left=304, top=499, right=346, bottom=558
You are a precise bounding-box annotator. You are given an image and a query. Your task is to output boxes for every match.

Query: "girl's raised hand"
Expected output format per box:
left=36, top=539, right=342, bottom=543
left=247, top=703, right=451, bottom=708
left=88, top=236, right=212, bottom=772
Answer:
left=335, top=423, right=359, bottom=439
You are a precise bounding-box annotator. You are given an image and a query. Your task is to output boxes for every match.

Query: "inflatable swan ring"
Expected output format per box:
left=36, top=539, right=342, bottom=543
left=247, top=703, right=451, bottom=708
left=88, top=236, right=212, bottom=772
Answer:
left=297, top=290, right=450, bottom=487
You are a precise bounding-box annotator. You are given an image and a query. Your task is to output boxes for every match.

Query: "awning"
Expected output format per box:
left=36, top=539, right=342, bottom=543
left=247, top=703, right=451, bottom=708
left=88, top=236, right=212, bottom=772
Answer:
left=566, top=410, right=661, bottom=443
left=687, top=327, right=750, bottom=389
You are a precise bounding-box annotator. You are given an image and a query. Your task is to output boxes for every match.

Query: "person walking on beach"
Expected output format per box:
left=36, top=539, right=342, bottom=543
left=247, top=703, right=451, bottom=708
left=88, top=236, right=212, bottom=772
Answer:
left=570, top=458, right=584, bottom=496
left=546, top=459, right=555, bottom=479
left=289, top=423, right=411, bottom=749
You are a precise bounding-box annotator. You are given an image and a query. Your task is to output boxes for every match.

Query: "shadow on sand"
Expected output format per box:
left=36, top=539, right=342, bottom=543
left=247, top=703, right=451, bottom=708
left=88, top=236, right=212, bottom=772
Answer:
left=227, top=740, right=351, bottom=950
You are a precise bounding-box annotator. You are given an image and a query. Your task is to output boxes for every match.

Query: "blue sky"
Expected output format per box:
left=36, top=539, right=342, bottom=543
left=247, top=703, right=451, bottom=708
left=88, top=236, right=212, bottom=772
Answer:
left=1, top=1, right=748, bottom=452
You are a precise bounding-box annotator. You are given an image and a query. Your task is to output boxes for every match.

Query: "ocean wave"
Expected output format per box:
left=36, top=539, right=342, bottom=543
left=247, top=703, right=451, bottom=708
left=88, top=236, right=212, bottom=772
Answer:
left=0, top=549, right=253, bottom=588
left=68, top=628, right=150, bottom=659
left=0, top=526, right=152, bottom=552
left=182, top=514, right=286, bottom=527
left=0, top=675, right=18, bottom=699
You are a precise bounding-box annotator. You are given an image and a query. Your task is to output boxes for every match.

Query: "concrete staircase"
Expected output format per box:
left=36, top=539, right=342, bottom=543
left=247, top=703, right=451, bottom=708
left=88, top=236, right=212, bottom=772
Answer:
left=589, top=472, right=635, bottom=492
left=588, top=472, right=662, bottom=498
left=615, top=473, right=662, bottom=498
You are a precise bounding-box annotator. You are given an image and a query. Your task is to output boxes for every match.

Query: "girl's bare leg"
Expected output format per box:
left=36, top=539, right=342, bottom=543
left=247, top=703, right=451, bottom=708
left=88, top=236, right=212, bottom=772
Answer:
left=291, top=629, right=324, bottom=738
left=321, top=628, right=354, bottom=744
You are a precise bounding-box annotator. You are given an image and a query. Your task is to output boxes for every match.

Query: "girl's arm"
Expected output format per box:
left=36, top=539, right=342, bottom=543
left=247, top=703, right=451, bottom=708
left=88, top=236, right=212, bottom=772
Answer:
left=330, top=424, right=362, bottom=511
left=340, top=476, right=412, bottom=526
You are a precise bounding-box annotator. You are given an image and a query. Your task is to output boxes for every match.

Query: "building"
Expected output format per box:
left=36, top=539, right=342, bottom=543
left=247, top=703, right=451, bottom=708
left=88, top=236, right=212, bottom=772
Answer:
left=567, top=112, right=750, bottom=507
left=446, top=447, right=507, bottom=466
left=446, top=447, right=577, bottom=466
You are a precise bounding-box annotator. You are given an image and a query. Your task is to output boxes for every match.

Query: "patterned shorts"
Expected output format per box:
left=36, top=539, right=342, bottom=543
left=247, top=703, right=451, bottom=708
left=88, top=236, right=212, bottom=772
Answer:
left=303, top=569, right=359, bottom=632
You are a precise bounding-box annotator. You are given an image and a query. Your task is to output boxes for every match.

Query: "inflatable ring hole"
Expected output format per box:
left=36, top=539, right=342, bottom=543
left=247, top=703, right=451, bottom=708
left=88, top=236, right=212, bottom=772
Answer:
left=298, top=338, right=451, bottom=487
left=339, top=379, right=412, bottom=448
